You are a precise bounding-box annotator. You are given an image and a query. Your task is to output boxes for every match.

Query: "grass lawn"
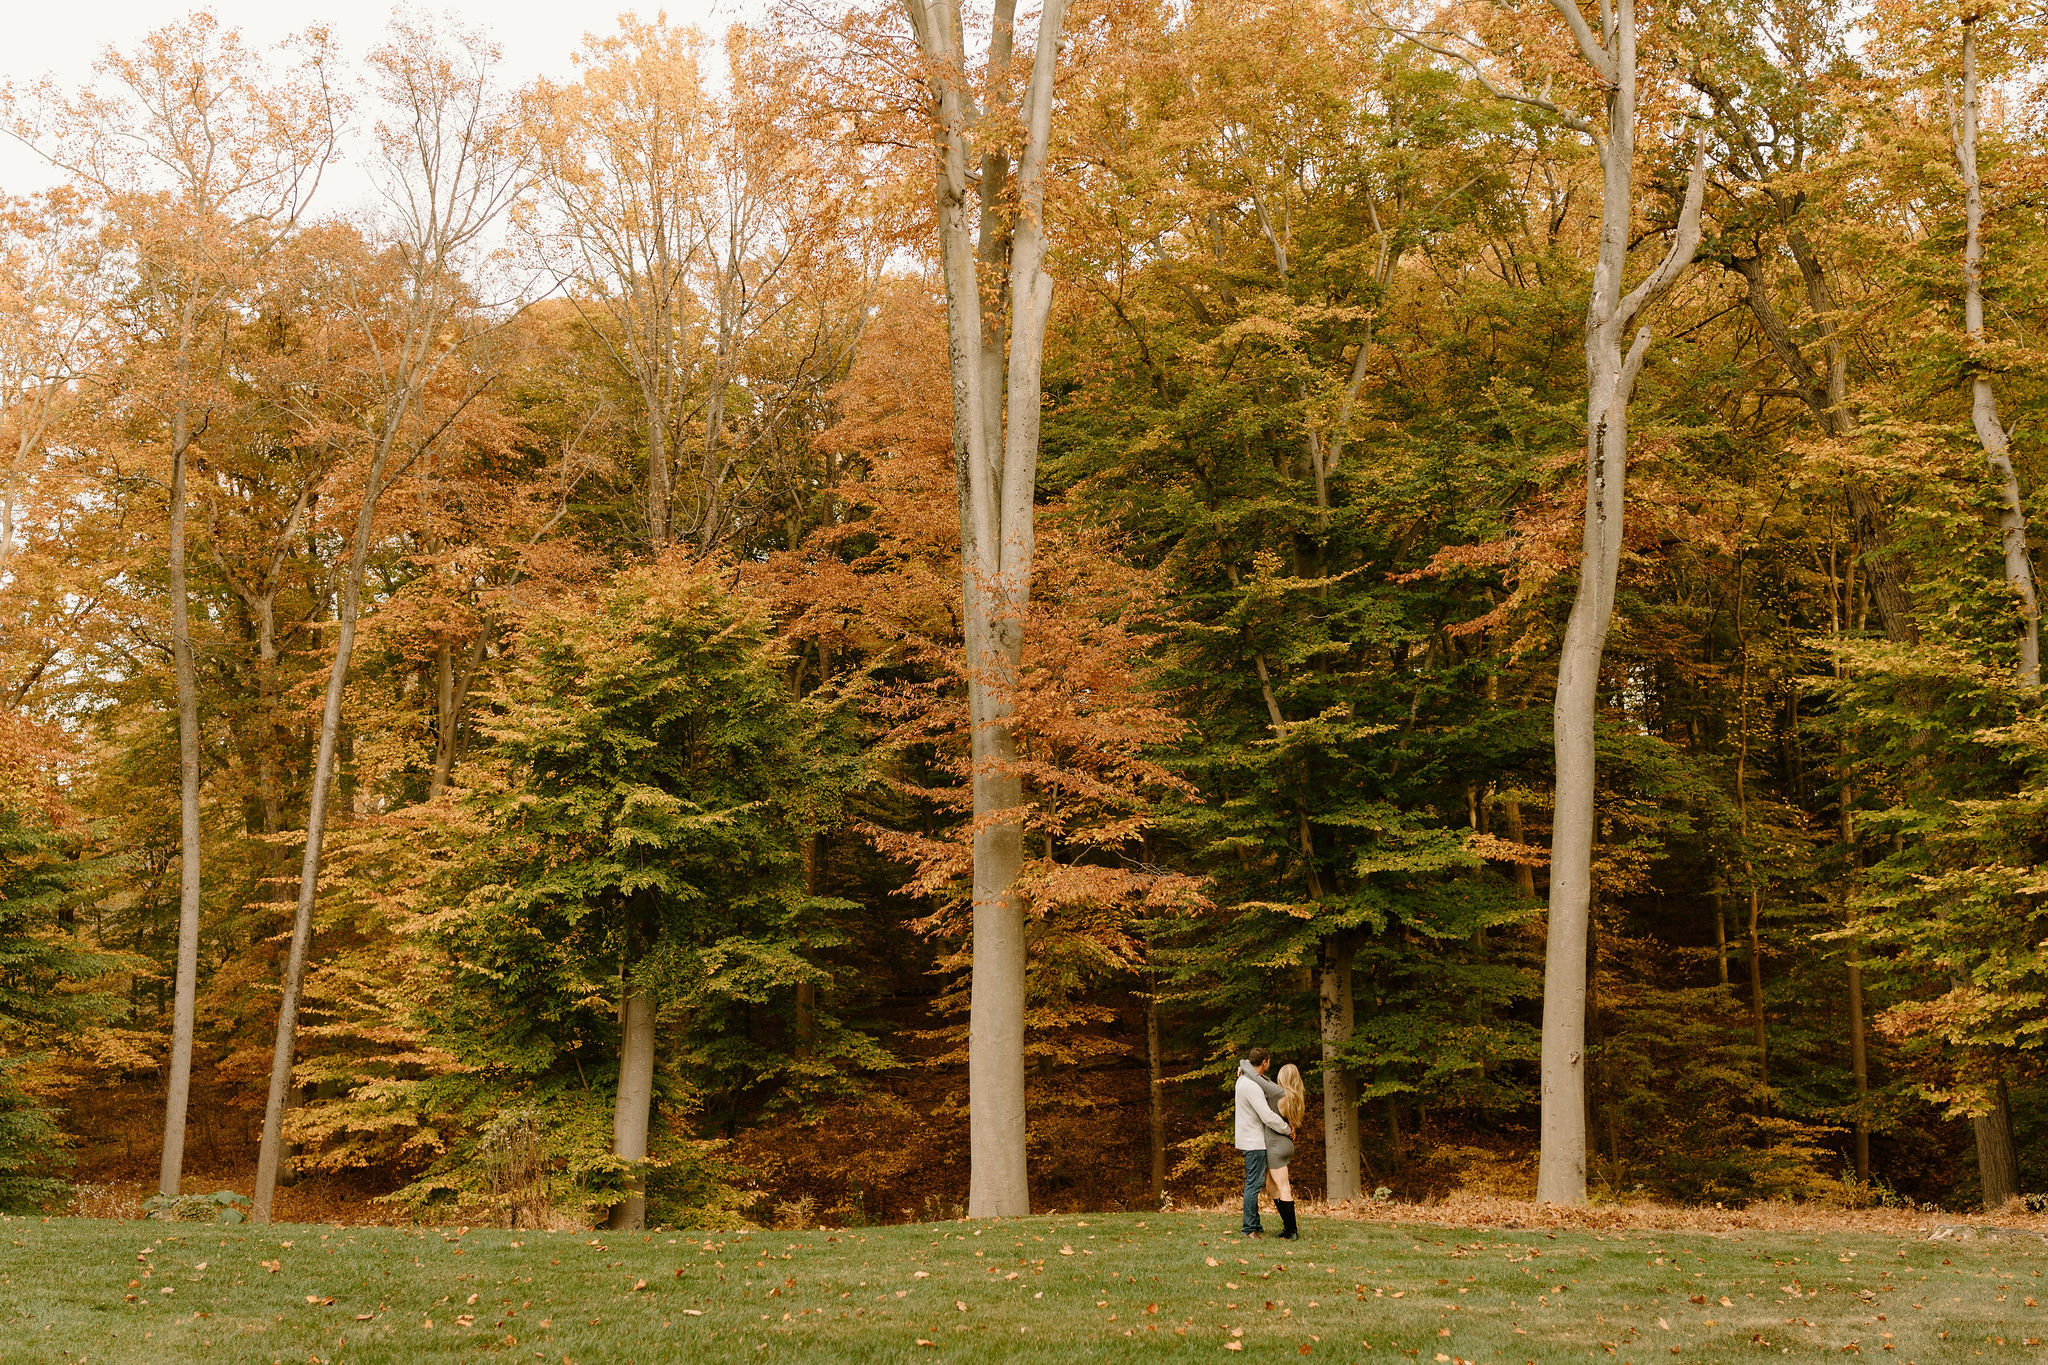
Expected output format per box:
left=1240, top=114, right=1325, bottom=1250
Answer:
left=2, top=1208, right=2043, bottom=1364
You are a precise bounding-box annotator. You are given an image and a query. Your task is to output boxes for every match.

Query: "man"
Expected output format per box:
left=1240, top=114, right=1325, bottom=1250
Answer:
left=1233, top=1046, right=1292, bottom=1238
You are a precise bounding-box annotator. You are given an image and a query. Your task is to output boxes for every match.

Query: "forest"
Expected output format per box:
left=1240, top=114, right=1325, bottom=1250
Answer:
left=1, top=0, right=2045, bottom=1236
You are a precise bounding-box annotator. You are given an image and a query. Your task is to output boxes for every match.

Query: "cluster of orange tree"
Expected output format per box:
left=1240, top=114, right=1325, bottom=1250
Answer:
left=4, top=0, right=2048, bottom=1226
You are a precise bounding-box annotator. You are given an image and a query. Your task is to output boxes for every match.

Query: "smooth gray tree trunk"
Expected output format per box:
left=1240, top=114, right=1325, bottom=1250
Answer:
left=251, top=438, right=394, bottom=1224
left=1146, top=975, right=1166, bottom=1206
left=1534, top=0, right=1708, bottom=1206
left=905, top=0, right=1069, bottom=1219
left=1956, top=19, right=2040, bottom=687
left=1951, top=18, right=2029, bottom=1209
left=158, top=321, right=204, bottom=1198
left=1320, top=935, right=1360, bottom=1203
left=606, top=990, right=657, bottom=1230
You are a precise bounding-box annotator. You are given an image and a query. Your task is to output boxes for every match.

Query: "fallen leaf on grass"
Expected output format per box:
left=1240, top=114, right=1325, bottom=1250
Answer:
left=1719, top=1296, right=1734, bottom=1307
left=305, top=1295, right=334, bottom=1306
left=915, top=1271, right=929, bottom=1279
left=261, top=1260, right=281, bottom=1273
left=355, top=1314, right=373, bottom=1322
left=915, top=1339, right=935, bottom=1347
left=956, top=1301, right=967, bottom=1312
left=1207, top=1258, right=1220, bottom=1267
left=682, top=1309, right=703, bottom=1316
left=1224, top=1344, right=1243, bottom=1352
left=455, top=1315, right=475, bottom=1328
left=632, top=1280, right=647, bottom=1292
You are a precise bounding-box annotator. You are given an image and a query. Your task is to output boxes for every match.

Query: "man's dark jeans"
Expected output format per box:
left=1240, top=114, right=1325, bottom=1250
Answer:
left=1240, top=1147, right=1268, bottom=1234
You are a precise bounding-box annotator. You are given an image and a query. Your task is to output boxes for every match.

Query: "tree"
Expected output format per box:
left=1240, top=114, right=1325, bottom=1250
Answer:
left=901, top=0, right=1070, bottom=1217
left=1374, top=0, right=1710, bottom=1203
left=522, top=17, right=711, bottom=549
left=252, top=14, right=520, bottom=1223
left=1953, top=13, right=2041, bottom=694
left=7, top=15, right=340, bottom=1199
left=1530, top=6, right=1707, bottom=1209
left=449, top=565, right=855, bottom=1229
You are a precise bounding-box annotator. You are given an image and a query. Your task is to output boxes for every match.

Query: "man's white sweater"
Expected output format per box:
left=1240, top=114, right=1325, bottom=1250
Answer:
left=1234, top=1062, right=1291, bottom=1151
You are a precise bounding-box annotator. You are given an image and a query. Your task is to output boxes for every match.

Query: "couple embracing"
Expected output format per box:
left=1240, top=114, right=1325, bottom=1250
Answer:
left=1233, top=1046, right=1306, bottom=1239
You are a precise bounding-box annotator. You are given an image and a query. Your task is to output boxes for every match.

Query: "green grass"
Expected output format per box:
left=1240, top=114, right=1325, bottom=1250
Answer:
left=2, top=1209, right=2043, bottom=1363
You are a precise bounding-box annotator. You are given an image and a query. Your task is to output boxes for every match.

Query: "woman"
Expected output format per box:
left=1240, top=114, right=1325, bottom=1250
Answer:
left=1250, top=1062, right=1308, bottom=1240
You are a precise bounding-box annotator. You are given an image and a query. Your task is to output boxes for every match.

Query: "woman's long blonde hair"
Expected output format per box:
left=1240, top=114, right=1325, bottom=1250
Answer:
left=1275, top=1063, right=1307, bottom=1126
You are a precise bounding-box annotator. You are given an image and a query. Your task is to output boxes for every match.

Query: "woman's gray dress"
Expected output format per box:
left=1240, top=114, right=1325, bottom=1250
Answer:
left=1251, top=1070, right=1294, bottom=1167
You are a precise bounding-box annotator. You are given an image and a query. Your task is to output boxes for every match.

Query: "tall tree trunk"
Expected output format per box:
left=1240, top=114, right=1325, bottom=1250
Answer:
left=1320, top=934, right=1360, bottom=1204
left=158, top=349, right=204, bottom=1200
left=906, top=0, right=1069, bottom=1219
left=252, top=431, right=406, bottom=1223
left=606, top=989, right=657, bottom=1230
left=1950, top=21, right=2028, bottom=1212
left=1145, top=968, right=1165, bottom=1207
left=1711, top=888, right=1730, bottom=986
left=1747, top=885, right=1768, bottom=1102
left=1847, top=939, right=1870, bottom=1181
left=647, top=404, right=669, bottom=548
left=1957, top=18, right=2041, bottom=688
left=1535, top=0, right=1709, bottom=1204
left=796, top=834, right=820, bottom=1055
left=1971, top=1076, right=2021, bottom=1211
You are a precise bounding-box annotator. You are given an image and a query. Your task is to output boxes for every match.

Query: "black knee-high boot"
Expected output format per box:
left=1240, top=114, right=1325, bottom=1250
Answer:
left=1277, top=1200, right=1297, bottom=1239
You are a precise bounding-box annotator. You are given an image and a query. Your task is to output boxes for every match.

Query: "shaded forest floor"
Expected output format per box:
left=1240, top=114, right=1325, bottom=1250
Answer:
left=8, top=1209, right=2047, bottom=1363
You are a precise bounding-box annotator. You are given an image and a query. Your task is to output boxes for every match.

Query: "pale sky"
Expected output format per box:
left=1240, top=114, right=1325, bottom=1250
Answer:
left=1, top=1, right=754, bottom=206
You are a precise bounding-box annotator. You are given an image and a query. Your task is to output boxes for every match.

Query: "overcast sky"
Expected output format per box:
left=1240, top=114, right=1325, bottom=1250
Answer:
left=1, top=2, right=752, bottom=207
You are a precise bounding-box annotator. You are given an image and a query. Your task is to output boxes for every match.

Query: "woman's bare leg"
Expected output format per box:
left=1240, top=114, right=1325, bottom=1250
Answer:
left=1271, top=1165, right=1293, bottom=1201
left=1263, top=1170, right=1278, bottom=1202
